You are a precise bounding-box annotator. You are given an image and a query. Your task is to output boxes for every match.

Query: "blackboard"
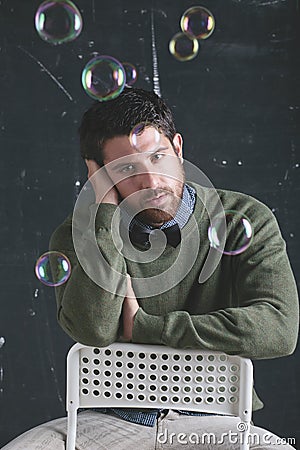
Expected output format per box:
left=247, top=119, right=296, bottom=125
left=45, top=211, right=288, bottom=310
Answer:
left=0, top=0, right=299, bottom=447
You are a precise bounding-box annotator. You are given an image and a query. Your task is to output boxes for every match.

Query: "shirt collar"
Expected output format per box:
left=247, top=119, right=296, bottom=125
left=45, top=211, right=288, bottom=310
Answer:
left=123, top=183, right=196, bottom=232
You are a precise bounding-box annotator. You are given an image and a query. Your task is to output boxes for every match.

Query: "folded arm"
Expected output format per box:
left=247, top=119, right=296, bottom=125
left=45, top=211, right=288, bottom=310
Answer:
left=131, top=205, right=299, bottom=359
left=50, top=203, right=127, bottom=347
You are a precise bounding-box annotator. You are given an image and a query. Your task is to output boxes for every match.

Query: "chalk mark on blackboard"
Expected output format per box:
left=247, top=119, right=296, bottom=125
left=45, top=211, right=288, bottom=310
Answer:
left=18, top=46, right=74, bottom=102
left=151, top=9, right=161, bottom=97
left=91, top=0, right=96, bottom=23
left=0, top=337, right=4, bottom=398
left=0, top=337, right=5, bottom=349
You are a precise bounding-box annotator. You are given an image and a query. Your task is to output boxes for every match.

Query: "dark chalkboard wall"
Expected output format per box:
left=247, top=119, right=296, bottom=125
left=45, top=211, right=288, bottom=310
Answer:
left=0, top=0, right=299, bottom=447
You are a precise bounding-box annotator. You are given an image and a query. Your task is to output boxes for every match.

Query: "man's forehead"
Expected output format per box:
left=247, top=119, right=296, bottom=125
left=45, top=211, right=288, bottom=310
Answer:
left=129, top=125, right=161, bottom=149
left=103, top=129, right=170, bottom=162
left=104, top=148, right=174, bottom=172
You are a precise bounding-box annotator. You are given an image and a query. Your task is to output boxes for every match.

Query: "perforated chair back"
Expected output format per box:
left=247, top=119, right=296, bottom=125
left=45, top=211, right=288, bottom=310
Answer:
left=66, top=343, right=253, bottom=450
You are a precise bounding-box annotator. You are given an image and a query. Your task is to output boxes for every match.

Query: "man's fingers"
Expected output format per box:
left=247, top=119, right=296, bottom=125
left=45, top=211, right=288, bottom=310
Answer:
left=84, top=159, right=119, bottom=204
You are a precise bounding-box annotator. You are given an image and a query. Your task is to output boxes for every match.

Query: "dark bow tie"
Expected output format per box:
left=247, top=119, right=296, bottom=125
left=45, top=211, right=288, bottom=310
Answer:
left=128, top=222, right=181, bottom=248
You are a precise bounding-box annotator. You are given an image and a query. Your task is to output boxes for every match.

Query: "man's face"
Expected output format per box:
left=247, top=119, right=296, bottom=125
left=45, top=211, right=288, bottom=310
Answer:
left=103, top=127, right=185, bottom=227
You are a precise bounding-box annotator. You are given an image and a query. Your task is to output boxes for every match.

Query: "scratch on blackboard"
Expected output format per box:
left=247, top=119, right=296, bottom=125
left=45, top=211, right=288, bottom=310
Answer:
left=248, top=0, right=284, bottom=5
left=258, top=0, right=280, bottom=5
left=151, top=9, right=161, bottom=97
left=18, top=46, right=73, bottom=102
left=91, top=0, right=96, bottom=23
left=49, top=364, right=64, bottom=406
left=46, top=341, right=64, bottom=406
left=0, top=337, right=5, bottom=348
left=0, top=366, right=3, bottom=397
left=0, top=337, right=4, bottom=397
left=156, top=9, right=167, bottom=19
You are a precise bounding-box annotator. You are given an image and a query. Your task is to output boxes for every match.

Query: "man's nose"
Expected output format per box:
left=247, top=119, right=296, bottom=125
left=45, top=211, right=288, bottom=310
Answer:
left=137, top=169, right=161, bottom=190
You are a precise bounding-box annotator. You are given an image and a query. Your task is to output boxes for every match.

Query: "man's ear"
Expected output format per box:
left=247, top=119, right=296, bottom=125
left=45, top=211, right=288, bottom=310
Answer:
left=172, top=133, right=183, bottom=161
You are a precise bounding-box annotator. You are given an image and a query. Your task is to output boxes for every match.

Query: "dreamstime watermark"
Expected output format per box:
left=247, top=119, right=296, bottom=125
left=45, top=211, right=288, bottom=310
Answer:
left=157, top=423, right=296, bottom=447
left=72, top=154, right=227, bottom=297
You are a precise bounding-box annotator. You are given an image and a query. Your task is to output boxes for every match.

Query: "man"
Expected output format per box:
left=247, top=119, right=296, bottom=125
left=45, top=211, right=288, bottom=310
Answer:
left=3, top=88, right=298, bottom=449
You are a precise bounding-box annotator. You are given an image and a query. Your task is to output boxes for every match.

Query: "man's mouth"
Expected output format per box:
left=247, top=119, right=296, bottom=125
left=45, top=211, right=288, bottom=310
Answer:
left=143, top=193, right=169, bottom=206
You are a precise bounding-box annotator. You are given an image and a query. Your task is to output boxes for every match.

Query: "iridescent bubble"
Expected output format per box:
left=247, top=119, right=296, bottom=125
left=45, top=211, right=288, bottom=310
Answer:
left=122, top=62, right=138, bottom=86
left=169, top=32, right=199, bottom=62
left=81, top=55, right=126, bottom=101
left=208, top=210, right=253, bottom=255
left=35, top=0, right=83, bottom=45
left=35, top=251, right=71, bottom=286
left=180, top=6, right=215, bottom=40
left=129, top=123, right=161, bottom=152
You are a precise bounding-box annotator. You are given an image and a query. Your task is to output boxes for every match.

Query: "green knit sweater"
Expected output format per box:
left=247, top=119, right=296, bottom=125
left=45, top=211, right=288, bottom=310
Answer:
left=50, top=183, right=299, bottom=411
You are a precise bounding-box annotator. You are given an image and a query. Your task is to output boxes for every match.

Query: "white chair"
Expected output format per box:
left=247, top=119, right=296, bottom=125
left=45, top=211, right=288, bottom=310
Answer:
left=66, top=343, right=253, bottom=450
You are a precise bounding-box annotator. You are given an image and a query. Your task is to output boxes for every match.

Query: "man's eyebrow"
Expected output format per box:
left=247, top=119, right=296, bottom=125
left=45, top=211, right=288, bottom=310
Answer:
left=145, top=146, right=169, bottom=155
left=110, top=146, right=169, bottom=171
left=110, top=161, right=132, bottom=171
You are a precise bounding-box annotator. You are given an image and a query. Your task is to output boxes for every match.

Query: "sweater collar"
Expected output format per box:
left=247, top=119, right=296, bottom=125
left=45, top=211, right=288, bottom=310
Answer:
left=120, top=184, right=196, bottom=248
left=127, top=184, right=196, bottom=230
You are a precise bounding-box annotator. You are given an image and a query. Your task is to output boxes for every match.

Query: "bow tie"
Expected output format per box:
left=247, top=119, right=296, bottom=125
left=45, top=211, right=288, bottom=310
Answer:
left=128, top=222, right=181, bottom=248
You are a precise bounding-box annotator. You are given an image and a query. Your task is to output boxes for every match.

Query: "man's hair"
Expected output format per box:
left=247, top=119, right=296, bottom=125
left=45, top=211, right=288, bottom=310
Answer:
left=79, top=87, right=177, bottom=166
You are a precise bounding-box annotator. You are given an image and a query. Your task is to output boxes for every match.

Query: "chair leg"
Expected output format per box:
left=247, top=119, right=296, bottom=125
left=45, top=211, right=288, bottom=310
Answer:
left=66, top=410, right=77, bottom=450
left=240, top=428, right=250, bottom=450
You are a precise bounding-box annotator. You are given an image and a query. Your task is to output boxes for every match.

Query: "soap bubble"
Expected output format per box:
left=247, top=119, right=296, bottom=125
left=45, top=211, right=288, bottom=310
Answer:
left=169, top=32, right=199, bottom=62
left=81, top=55, right=126, bottom=101
left=123, top=62, right=138, bottom=86
left=208, top=210, right=253, bottom=255
left=35, top=251, right=71, bottom=286
left=180, top=6, right=215, bottom=40
left=35, top=0, right=83, bottom=45
left=129, top=123, right=161, bottom=152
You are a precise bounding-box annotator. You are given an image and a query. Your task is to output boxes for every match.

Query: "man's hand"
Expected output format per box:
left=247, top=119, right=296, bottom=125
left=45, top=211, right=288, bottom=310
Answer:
left=122, top=275, right=139, bottom=341
left=85, top=159, right=119, bottom=204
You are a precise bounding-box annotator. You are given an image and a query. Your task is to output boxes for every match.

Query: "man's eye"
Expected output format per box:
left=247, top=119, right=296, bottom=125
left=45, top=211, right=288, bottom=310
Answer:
left=152, top=153, right=164, bottom=161
left=120, top=164, right=135, bottom=173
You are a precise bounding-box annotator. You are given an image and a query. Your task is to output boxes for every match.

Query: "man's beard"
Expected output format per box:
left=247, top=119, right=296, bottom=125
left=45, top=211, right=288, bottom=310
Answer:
left=136, top=167, right=185, bottom=227
left=121, top=161, right=186, bottom=227
left=135, top=184, right=184, bottom=227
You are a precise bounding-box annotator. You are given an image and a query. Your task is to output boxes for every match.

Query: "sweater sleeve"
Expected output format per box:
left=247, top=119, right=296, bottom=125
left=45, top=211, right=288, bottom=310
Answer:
left=49, top=203, right=127, bottom=347
left=132, top=202, right=299, bottom=360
